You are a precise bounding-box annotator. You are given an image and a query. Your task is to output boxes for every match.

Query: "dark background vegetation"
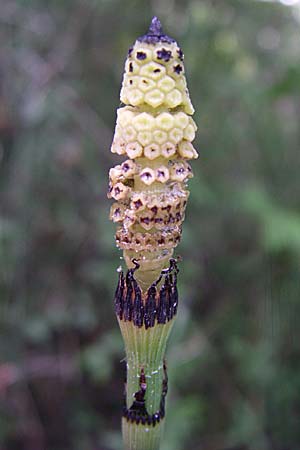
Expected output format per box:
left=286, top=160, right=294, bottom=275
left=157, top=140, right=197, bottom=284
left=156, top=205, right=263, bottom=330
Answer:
left=1, top=0, right=300, bottom=449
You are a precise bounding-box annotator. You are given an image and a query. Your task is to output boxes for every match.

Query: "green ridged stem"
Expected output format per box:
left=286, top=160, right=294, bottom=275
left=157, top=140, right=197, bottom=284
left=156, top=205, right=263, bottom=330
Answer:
left=122, top=419, right=162, bottom=450
left=118, top=319, right=175, bottom=450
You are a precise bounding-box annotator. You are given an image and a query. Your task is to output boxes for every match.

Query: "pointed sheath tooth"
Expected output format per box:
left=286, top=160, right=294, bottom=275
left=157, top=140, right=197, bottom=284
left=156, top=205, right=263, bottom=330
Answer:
left=157, top=283, right=168, bottom=324
left=165, top=275, right=172, bottom=321
left=171, top=276, right=179, bottom=317
left=141, top=416, right=147, bottom=425
left=132, top=279, right=144, bottom=327
left=124, top=274, right=134, bottom=321
left=144, top=285, right=157, bottom=329
left=114, top=271, right=125, bottom=319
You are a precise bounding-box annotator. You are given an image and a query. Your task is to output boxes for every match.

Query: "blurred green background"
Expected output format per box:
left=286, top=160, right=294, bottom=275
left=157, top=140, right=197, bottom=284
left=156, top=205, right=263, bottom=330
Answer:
left=1, top=0, right=300, bottom=449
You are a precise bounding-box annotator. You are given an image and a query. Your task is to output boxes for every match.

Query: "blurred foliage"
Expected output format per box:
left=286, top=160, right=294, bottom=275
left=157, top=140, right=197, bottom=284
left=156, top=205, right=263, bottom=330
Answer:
left=1, top=0, right=300, bottom=449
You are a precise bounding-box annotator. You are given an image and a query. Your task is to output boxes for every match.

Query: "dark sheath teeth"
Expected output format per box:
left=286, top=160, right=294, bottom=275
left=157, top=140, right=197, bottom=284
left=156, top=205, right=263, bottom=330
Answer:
left=114, top=259, right=179, bottom=328
left=123, top=364, right=168, bottom=427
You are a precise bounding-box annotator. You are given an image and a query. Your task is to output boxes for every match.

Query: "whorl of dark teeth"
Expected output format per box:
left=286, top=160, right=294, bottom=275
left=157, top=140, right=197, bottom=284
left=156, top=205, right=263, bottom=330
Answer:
left=114, top=259, right=179, bottom=328
left=137, top=16, right=176, bottom=45
left=123, top=364, right=168, bottom=426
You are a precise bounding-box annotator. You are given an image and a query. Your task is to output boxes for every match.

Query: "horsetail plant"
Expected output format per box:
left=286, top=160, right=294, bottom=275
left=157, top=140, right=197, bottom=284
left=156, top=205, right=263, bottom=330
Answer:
left=108, top=17, right=198, bottom=450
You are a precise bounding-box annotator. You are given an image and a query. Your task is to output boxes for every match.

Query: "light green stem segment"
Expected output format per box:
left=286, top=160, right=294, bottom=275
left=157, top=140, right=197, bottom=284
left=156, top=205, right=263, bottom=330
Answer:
left=122, top=418, right=163, bottom=450
left=124, top=249, right=173, bottom=292
left=118, top=319, right=175, bottom=450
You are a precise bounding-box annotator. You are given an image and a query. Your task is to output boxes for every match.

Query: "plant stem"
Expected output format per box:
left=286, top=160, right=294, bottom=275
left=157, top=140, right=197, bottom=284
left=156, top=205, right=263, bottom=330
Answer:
left=118, top=319, right=175, bottom=450
left=108, top=17, right=197, bottom=450
left=122, top=419, right=162, bottom=450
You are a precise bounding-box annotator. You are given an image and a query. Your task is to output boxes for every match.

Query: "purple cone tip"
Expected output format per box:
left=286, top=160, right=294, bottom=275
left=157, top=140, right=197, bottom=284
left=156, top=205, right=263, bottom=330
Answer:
left=148, top=17, right=163, bottom=36
left=137, top=16, right=175, bottom=45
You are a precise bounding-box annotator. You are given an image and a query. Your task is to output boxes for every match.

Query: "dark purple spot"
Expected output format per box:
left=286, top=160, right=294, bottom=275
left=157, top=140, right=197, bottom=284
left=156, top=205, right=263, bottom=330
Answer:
left=129, top=62, right=133, bottom=72
left=177, top=48, right=184, bottom=61
left=136, top=51, right=147, bottom=60
left=153, top=68, right=161, bottom=73
left=129, top=80, right=133, bottom=85
left=134, top=200, right=143, bottom=209
left=151, top=206, right=158, bottom=214
left=122, top=163, right=130, bottom=172
left=156, top=48, right=172, bottom=62
left=174, top=64, right=183, bottom=74
left=128, top=46, right=133, bottom=57
left=141, top=217, right=151, bottom=225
